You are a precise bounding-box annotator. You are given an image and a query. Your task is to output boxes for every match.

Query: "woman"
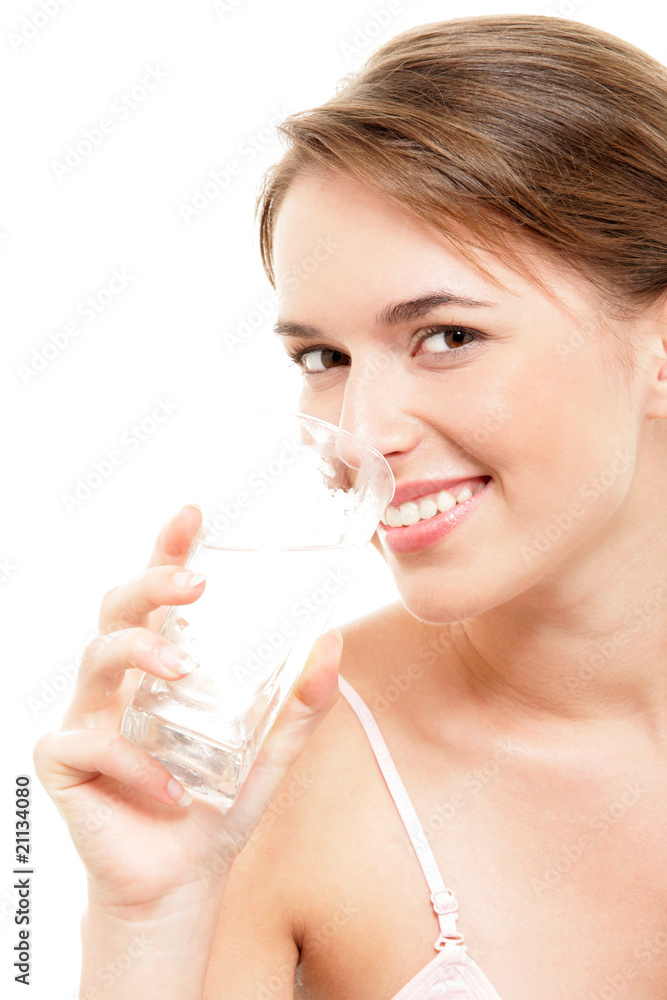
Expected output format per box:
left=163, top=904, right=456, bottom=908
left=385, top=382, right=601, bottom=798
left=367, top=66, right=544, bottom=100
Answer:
left=34, top=14, right=667, bottom=999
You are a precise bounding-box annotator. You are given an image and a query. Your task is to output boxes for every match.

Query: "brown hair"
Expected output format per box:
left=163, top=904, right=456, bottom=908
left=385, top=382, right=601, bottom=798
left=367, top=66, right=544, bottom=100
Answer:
left=255, top=14, right=667, bottom=324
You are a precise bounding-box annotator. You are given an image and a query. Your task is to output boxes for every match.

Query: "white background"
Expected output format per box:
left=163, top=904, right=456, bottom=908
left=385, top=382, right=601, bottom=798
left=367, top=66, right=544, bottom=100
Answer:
left=2, top=0, right=664, bottom=996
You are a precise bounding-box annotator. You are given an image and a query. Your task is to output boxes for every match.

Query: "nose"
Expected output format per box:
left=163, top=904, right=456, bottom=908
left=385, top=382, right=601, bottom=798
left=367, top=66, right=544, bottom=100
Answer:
left=336, top=347, right=421, bottom=464
left=329, top=350, right=419, bottom=507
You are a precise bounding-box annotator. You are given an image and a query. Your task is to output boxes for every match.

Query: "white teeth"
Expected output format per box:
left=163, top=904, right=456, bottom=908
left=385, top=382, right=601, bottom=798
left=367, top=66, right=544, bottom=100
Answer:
left=436, top=490, right=457, bottom=513
left=383, top=479, right=488, bottom=528
left=399, top=501, right=421, bottom=526
left=419, top=498, right=439, bottom=520
left=386, top=506, right=404, bottom=528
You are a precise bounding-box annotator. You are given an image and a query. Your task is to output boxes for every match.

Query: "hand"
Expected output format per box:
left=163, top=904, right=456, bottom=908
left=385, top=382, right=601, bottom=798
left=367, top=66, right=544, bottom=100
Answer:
left=33, top=504, right=343, bottom=913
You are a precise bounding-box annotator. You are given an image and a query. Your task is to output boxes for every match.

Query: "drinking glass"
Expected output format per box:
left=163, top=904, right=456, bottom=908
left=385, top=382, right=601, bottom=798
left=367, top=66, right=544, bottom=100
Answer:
left=120, top=409, right=394, bottom=807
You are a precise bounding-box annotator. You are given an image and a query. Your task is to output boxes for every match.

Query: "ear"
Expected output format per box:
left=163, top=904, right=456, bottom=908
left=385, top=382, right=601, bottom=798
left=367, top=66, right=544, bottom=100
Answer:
left=641, top=291, right=667, bottom=421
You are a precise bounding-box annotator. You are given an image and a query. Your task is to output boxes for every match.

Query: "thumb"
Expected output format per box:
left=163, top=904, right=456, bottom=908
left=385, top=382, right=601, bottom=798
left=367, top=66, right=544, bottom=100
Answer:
left=226, top=628, right=343, bottom=826
left=146, top=504, right=204, bottom=570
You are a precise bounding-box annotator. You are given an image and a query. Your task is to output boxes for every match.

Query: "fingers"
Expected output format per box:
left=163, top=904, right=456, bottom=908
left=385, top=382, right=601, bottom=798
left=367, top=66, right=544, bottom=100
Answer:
left=33, top=729, right=191, bottom=808
left=65, top=627, right=200, bottom=725
left=228, top=629, right=343, bottom=828
left=146, top=504, right=204, bottom=571
left=98, top=563, right=206, bottom=634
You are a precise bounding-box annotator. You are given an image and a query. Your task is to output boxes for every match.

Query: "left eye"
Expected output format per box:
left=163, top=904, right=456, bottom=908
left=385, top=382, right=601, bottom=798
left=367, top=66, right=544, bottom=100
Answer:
left=416, top=326, right=479, bottom=353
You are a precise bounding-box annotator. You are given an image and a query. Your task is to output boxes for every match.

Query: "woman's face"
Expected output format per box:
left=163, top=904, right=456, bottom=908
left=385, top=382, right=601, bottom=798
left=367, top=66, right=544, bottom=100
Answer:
left=271, top=168, right=658, bottom=624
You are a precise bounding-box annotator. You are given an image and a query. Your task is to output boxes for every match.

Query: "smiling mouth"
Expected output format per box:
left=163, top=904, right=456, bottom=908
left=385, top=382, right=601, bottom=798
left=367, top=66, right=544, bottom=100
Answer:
left=381, top=476, right=490, bottom=528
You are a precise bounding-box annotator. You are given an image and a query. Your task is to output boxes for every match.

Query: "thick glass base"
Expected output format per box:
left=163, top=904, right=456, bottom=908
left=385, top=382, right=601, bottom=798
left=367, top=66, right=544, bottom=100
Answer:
left=121, top=706, right=249, bottom=808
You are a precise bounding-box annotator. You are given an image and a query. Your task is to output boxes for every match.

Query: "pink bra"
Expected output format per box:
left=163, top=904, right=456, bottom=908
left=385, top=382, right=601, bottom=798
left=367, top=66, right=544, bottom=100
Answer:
left=338, top=674, right=505, bottom=1000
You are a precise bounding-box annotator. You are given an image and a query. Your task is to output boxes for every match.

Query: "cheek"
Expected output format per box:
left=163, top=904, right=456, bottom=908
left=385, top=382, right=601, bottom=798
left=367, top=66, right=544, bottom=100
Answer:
left=482, top=346, right=636, bottom=525
left=297, top=381, right=344, bottom=425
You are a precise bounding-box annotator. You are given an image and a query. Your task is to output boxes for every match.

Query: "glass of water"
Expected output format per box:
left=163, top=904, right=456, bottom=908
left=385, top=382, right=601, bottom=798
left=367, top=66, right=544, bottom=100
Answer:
left=120, top=409, right=395, bottom=808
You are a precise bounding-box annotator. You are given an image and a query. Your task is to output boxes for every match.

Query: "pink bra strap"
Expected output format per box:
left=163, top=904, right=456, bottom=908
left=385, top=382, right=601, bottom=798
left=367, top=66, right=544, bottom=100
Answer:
left=338, top=674, right=464, bottom=951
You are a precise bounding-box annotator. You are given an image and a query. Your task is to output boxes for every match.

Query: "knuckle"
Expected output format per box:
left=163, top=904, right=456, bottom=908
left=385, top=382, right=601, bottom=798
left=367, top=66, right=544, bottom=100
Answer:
left=105, top=608, right=135, bottom=634
left=124, top=622, right=149, bottom=640
left=79, top=636, right=109, bottom=673
left=32, top=731, right=55, bottom=773
left=101, top=730, right=122, bottom=755
left=80, top=628, right=149, bottom=674
left=98, top=584, right=121, bottom=616
left=128, top=754, right=155, bottom=786
left=126, top=627, right=159, bottom=663
left=98, top=576, right=147, bottom=631
left=144, top=564, right=175, bottom=595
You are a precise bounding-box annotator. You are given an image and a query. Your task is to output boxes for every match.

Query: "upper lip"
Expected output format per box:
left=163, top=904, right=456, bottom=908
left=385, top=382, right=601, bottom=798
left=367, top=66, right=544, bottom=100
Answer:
left=388, top=475, right=490, bottom=508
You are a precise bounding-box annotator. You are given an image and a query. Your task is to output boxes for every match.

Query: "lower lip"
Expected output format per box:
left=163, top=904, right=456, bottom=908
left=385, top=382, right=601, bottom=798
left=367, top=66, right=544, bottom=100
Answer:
left=378, top=479, right=492, bottom=554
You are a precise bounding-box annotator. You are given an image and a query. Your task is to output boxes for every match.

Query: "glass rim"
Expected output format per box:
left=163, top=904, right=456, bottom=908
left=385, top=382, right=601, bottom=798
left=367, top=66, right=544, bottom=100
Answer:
left=254, top=405, right=396, bottom=497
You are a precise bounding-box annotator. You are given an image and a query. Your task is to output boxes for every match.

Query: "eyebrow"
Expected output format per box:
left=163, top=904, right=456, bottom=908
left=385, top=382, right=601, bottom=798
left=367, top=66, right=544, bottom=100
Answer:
left=273, top=290, right=497, bottom=339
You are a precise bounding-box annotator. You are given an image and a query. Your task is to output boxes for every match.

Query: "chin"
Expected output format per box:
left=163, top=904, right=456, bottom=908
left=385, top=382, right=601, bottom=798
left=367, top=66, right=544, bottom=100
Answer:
left=373, top=542, right=500, bottom=625
left=398, top=591, right=477, bottom=626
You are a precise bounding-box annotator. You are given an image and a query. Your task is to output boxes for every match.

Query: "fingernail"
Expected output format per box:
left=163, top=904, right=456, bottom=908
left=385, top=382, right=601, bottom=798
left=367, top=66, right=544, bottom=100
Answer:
left=157, top=644, right=199, bottom=675
left=167, top=778, right=192, bottom=806
left=178, top=503, right=202, bottom=516
left=325, top=627, right=344, bottom=652
left=174, top=571, right=206, bottom=588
